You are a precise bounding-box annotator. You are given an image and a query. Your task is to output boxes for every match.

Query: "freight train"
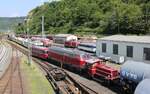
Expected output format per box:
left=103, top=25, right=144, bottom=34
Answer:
left=9, top=36, right=150, bottom=94
left=8, top=36, right=119, bottom=82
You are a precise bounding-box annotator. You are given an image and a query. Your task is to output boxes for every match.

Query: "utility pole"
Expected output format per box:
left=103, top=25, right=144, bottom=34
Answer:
left=27, top=27, right=32, bottom=66
left=42, top=16, right=45, bottom=38
left=25, top=18, right=32, bottom=66
left=41, top=0, right=45, bottom=38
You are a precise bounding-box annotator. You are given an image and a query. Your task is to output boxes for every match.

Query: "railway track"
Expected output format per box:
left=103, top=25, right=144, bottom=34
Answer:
left=35, top=60, right=98, bottom=94
left=8, top=40, right=98, bottom=94
left=0, top=47, right=24, bottom=94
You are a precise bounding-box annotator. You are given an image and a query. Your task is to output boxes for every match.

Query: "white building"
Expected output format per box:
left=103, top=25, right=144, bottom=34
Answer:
left=96, top=35, right=150, bottom=63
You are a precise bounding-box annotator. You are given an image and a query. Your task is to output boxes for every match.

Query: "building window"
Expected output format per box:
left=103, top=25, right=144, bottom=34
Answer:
left=113, top=44, right=118, bottom=55
left=127, top=46, right=133, bottom=57
left=102, top=43, right=106, bottom=53
left=144, top=48, right=150, bottom=61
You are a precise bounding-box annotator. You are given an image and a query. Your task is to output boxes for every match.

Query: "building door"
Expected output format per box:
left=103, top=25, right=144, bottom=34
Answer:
left=144, top=48, right=150, bottom=61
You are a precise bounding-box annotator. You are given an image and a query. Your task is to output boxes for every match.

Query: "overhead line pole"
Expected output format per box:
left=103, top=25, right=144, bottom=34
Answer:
left=25, top=18, right=32, bottom=66
left=42, top=16, right=45, bottom=38
left=41, top=0, right=45, bottom=38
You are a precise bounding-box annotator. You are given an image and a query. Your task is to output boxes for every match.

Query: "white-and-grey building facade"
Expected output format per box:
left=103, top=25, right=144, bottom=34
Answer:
left=96, top=35, right=150, bottom=63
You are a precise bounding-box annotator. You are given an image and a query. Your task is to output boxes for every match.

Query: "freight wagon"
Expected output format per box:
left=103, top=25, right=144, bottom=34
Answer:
left=120, top=61, right=150, bottom=93
left=31, top=37, right=53, bottom=47
left=78, top=42, right=96, bottom=53
left=134, top=79, right=150, bottom=94
left=64, top=40, right=80, bottom=48
left=53, top=34, right=78, bottom=44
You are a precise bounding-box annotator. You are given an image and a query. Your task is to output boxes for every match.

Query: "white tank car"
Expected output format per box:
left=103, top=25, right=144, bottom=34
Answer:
left=134, top=79, right=150, bottom=94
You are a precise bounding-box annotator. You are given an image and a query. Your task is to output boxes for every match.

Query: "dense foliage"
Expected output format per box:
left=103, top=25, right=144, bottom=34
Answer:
left=16, top=0, right=150, bottom=35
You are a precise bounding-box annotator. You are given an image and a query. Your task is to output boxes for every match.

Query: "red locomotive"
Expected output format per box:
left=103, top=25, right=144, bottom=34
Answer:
left=48, top=46, right=100, bottom=69
left=32, top=46, right=49, bottom=59
left=64, top=40, right=80, bottom=48
left=48, top=46, right=119, bottom=82
left=88, top=63, right=119, bottom=81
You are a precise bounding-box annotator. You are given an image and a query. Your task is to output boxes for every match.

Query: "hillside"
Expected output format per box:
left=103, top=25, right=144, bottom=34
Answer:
left=0, top=17, right=25, bottom=32
left=16, top=0, right=150, bottom=35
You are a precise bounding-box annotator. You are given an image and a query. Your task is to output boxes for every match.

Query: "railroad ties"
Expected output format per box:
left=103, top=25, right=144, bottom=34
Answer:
left=37, top=61, right=98, bottom=94
left=47, top=68, right=80, bottom=94
left=0, top=42, right=12, bottom=78
left=0, top=42, right=24, bottom=94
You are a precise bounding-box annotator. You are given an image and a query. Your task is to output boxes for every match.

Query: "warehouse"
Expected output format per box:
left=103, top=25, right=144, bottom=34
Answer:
left=96, top=35, right=150, bottom=63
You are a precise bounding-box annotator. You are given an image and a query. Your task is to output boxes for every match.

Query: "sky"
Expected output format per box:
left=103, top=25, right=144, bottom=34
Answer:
left=0, top=0, right=49, bottom=17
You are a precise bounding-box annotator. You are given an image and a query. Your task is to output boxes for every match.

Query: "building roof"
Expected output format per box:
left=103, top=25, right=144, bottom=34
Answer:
left=99, top=35, right=150, bottom=44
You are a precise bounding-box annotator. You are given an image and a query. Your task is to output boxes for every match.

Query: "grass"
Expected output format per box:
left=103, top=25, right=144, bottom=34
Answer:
left=21, top=56, right=54, bottom=94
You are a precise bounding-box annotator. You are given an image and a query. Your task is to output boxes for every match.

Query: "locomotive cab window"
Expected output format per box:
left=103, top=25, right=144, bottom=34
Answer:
left=143, top=48, right=150, bottom=61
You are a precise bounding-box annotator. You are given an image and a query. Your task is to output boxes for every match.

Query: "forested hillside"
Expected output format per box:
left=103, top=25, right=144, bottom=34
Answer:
left=0, top=17, right=25, bottom=32
left=16, top=0, right=150, bottom=35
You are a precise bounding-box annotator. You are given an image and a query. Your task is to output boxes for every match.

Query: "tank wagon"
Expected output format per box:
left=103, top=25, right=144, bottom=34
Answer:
left=120, top=60, right=150, bottom=92
left=48, top=46, right=119, bottom=82
left=32, top=46, right=49, bottom=59
left=134, top=79, right=150, bottom=94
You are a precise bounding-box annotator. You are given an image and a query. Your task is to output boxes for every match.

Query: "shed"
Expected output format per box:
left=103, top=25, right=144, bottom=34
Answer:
left=96, top=35, right=150, bottom=63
